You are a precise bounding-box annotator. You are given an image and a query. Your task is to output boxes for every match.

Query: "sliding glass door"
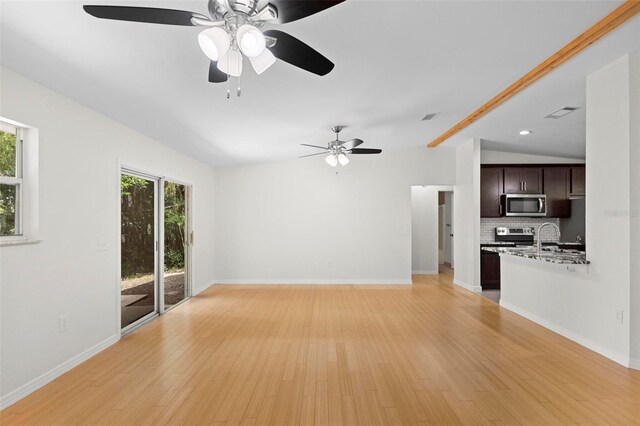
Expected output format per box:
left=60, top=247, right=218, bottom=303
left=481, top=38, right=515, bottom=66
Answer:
left=163, top=181, right=189, bottom=309
left=120, top=172, right=158, bottom=330
left=120, top=169, right=192, bottom=332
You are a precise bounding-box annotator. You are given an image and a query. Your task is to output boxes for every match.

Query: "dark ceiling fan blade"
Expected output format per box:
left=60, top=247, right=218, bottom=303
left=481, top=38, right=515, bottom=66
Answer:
left=339, top=138, right=363, bottom=150
left=300, top=143, right=328, bottom=149
left=350, top=148, right=382, bottom=154
left=83, top=5, right=207, bottom=26
left=299, top=151, right=329, bottom=158
left=209, top=61, right=228, bottom=83
left=263, top=30, right=334, bottom=76
left=269, top=0, right=346, bottom=24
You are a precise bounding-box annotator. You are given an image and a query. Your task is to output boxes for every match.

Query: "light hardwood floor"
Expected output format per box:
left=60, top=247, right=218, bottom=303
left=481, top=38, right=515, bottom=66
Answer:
left=3, top=267, right=640, bottom=425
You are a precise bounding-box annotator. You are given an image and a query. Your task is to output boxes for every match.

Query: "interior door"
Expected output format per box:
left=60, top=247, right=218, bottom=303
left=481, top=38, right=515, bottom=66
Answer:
left=449, top=193, right=454, bottom=270
left=444, top=192, right=453, bottom=265
left=120, top=172, right=159, bottom=330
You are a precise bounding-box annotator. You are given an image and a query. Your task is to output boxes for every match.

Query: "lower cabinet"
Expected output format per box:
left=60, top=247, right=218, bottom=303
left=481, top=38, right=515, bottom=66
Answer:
left=481, top=251, right=501, bottom=290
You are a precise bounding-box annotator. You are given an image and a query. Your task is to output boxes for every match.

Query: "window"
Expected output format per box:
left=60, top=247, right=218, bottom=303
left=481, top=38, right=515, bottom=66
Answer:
left=0, top=117, right=38, bottom=245
left=0, top=121, right=23, bottom=238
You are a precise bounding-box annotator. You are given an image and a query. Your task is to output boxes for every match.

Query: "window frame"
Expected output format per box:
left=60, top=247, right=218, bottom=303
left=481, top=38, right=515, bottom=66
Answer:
left=0, top=117, right=39, bottom=246
left=0, top=124, right=24, bottom=240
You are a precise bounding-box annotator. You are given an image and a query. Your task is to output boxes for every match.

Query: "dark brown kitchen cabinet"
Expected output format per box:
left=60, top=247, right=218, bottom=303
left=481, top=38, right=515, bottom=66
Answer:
left=544, top=167, right=571, bottom=218
left=481, top=250, right=501, bottom=290
left=503, top=167, right=543, bottom=194
left=571, top=166, right=586, bottom=196
left=481, top=167, right=503, bottom=217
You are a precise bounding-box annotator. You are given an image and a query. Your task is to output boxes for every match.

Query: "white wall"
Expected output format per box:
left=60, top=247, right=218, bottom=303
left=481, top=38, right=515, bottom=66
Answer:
left=499, top=53, right=638, bottom=368
left=213, top=146, right=456, bottom=284
left=453, top=139, right=481, bottom=292
left=500, top=256, right=627, bottom=364
left=629, top=52, right=640, bottom=368
left=584, top=54, right=633, bottom=366
left=481, top=149, right=585, bottom=164
left=411, top=186, right=439, bottom=274
left=0, top=69, right=217, bottom=406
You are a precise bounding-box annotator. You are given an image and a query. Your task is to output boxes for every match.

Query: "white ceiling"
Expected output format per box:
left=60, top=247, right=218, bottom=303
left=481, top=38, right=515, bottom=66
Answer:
left=1, top=0, right=638, bottom=166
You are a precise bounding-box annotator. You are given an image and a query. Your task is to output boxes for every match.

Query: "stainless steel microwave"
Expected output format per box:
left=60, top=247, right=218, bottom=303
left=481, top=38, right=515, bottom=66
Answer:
left=501, top=194, right=547, bottom=217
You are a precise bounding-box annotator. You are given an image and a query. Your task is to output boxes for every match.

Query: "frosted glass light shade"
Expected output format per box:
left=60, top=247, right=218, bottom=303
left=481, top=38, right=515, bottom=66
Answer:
left=249, top=49, right=276, bottom=74
left=337, top=153, right=350, bottom=166
left=197, top=27, right=230, bottom=61
left=236, top=24, right=266, bottom=58
left=217, top=49, right=243, bottom=77
left=325, top=154, right=338, bottom=167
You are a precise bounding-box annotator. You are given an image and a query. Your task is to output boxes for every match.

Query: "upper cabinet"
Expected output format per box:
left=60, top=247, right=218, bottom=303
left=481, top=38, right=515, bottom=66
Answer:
left=481, top=167, right=503, bottom=218
left=570, top=166, right=586, bottom=196
left=503, top=167, right=543, bottom=194
left=544, top=167, right=571, bottom=218
left=480, top=164, right=585, bottom=218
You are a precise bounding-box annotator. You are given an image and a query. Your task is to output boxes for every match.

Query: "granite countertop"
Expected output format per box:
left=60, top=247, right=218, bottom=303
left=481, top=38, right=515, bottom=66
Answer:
left=482, top=246, right=590, bottom=265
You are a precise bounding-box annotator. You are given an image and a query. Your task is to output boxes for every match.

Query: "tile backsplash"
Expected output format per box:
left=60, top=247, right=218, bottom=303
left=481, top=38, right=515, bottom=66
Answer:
left=480, top=217, right=561, bottom=244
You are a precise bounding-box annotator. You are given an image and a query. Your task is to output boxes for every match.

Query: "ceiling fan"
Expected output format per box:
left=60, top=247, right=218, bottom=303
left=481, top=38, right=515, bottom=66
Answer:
left=83, top=0, right=344, bottom=95
left=300, top=126, right=382, bottom=167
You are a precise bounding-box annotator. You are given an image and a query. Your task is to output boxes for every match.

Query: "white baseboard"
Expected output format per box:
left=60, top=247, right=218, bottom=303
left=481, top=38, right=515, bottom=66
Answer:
left=629, top=358, right=640, bottom=370
left=452, top=279, right=482, bottom=293
left=412, top=270, right=438, bottom=275
left=0, top=334, right=118, bottom=410
left=214, top=279, right=412, bottom=285
left=500, top=300, right=630, bottom=368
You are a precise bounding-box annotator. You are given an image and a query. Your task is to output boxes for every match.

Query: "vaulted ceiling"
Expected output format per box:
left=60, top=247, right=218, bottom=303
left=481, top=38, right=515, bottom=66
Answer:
left=1, top=0, right=638, bottom=166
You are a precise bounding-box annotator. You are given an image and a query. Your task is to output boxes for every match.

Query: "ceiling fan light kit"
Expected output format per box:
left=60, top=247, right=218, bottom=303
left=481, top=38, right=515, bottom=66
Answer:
left=197, top=27, right=230, bottom=61
left=325, top=154, right=339, bottom=167
left=83, top=0, right=345, bottom=98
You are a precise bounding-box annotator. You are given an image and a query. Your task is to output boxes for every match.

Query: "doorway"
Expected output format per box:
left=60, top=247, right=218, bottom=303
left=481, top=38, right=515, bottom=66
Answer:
left=411, top=185, right=454, bottom=280
left=443, top=191, right=454, bottom=270
left=120, top=168, right=192, bottom=333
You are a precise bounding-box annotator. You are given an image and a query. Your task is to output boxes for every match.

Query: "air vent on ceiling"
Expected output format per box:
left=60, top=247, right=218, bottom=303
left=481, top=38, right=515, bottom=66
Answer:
left=544, top=106, right=580, bottom=119
left=421, top=113, right=439, bottom=121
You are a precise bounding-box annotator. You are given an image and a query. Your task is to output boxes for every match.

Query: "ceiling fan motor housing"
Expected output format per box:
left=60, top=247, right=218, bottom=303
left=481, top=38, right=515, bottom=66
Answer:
left=209, top=0, right=260, bottom=21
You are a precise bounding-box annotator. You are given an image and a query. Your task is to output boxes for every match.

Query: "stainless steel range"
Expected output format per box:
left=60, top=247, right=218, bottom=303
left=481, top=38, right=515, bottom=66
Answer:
left=494, top=227, right=535, bottom=245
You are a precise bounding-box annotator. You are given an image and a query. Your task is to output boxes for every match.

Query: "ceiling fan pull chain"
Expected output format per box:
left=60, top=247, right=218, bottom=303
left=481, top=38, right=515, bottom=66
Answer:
left=236, top=53, right=241, bottom=97
left=226, top=76, right=230, bottom=99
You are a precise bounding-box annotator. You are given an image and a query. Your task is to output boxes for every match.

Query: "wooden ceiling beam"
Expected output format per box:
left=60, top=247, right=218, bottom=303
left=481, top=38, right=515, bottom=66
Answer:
left=427, top=0, right=640, bottom=148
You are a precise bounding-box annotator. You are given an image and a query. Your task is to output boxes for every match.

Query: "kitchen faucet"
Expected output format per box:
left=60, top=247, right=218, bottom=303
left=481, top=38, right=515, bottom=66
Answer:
left=537, top=222, right=561, bottom=254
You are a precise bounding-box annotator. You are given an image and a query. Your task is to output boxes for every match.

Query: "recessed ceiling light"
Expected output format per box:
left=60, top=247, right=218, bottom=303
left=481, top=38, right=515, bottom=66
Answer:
left=519, top=130, right=533, bottom=135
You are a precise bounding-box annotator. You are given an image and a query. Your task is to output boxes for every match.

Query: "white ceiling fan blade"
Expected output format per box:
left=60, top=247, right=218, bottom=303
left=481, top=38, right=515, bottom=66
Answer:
left=300, top=143, right=329, bottom=150
left=339, top=138, right=364, bottom=150
left=249, top=49, right=276, bottom=75
left=217, top=50, right=243, bottom=77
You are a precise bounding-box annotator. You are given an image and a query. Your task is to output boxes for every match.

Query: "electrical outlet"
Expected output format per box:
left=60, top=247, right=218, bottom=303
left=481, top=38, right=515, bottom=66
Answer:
left=97, top=237, right=108, bottom=251
left=616, top=310, right=624, bottom=325
left=59, top=315, right=69, bottom=333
